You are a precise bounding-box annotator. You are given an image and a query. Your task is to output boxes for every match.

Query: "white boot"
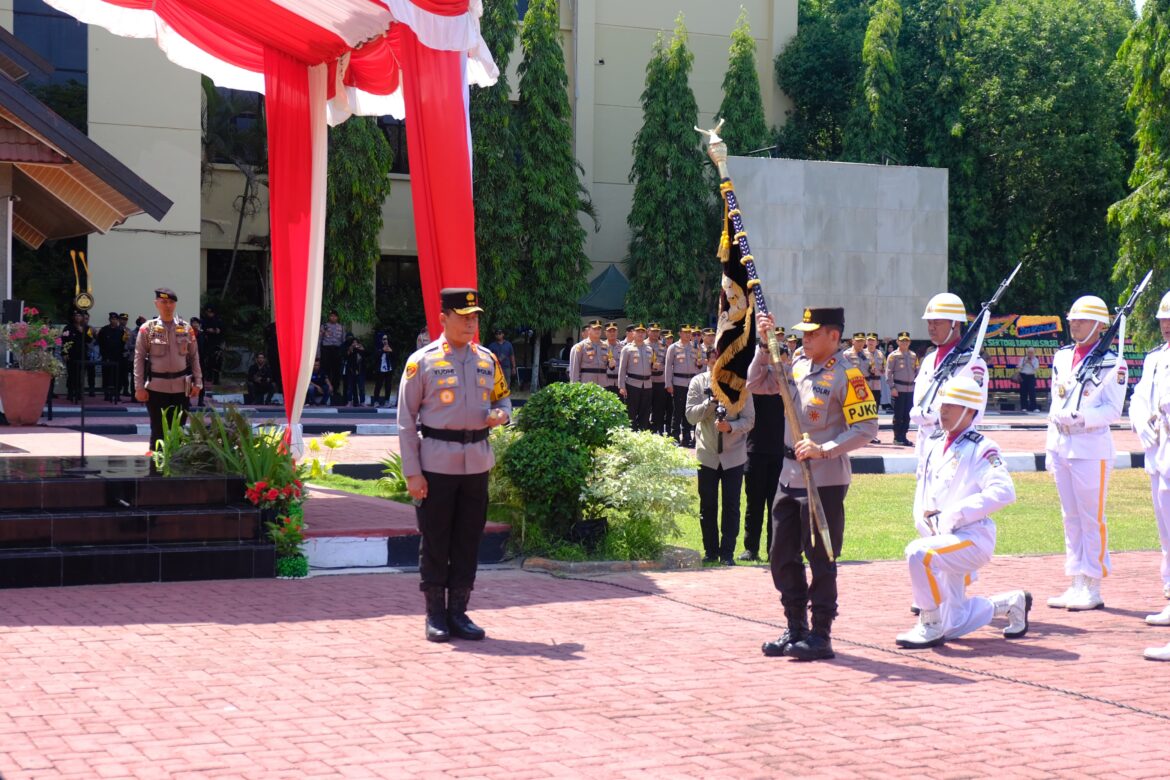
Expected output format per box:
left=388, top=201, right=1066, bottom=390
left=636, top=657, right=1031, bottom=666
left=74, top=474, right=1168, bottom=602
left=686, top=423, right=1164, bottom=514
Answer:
left=1164, top=582, right=1170, bottom=600
left=1146, top=604, right=1170, bottom=626
left=992, top=590, right=1032, bottom=639
left=1066, top=576, right=1104, bottom=611
left=896, top=608, right=945, bottom=649
left=1047, top=575, right=1083, bottom=609
left=1143, top=641, right=1170, bottom=661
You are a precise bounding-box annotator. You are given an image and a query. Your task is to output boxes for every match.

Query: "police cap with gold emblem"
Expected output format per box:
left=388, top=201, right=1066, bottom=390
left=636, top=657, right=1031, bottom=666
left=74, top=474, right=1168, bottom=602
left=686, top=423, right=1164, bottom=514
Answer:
left=648, top=322, right=661, bottom=331
left=701, top=327, right=715, bottom=336
left=440, top=287, right=484, bottom=315
left=679, top=325, right=691, bottom=334
left=852, top=332, right=866, bottom=341
left=897, top=331, right=911, bottom=341
left=634, top=323, right=647, bottom=332
left=605, top=321, right=618, bottom=331
left=587, top=319, right=603, bottom=328
left=155, top=287, right=178, bottom=302
left=663, top=330, right=673, bottom=339
left=793, top=307, right=845, bottom=333
left=866, top=332, right=878, bottom=340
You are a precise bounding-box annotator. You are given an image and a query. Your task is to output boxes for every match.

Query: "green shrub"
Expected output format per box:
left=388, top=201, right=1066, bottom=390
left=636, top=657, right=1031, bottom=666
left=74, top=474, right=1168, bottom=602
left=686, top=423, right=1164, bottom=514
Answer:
left=502, top=428, right=591, bottom=543
left=514, top=382, right=628, bottom=449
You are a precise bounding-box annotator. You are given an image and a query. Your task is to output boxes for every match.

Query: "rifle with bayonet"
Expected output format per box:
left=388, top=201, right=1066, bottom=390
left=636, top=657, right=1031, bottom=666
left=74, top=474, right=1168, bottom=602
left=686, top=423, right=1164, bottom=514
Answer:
left=696, top=119, right=835, bottom=560
left=916, top=262, right=1022, bottom=417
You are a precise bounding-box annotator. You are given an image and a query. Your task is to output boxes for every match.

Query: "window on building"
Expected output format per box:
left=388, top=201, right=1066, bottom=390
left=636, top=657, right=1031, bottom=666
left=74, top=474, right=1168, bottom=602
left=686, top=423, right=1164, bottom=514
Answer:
left=207, top=86, right=266, bottom=167
left=516, top=0, right=530, bottom=19
left=376, top=116, right=410, bottom=175
left=14, top=0, right=87, bottom=85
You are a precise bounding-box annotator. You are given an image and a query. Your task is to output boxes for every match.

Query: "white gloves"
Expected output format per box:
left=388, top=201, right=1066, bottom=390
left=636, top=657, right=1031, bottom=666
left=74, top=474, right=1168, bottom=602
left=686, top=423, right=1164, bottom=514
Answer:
left=1050, top=408, right=1081, bottom=428
left=910, top=405, right=938, bottom=427
left=1159, top=397, right=1170, bottom=416
left=1138, top=423, right=1158, bottom=452
left=917, top=510, right=962, bottom=537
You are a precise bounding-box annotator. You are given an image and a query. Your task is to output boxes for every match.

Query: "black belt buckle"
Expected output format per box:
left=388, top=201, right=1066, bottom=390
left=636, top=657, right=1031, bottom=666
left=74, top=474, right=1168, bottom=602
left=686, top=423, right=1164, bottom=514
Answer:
left=462, top=429, right=474, bottom=444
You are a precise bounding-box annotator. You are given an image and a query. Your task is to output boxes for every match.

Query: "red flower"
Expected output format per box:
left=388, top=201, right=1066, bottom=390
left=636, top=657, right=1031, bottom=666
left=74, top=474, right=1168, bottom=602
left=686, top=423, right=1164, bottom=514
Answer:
left=254, top=480, right=268, bottom=490
left=265, top=488, right=279, bottom=501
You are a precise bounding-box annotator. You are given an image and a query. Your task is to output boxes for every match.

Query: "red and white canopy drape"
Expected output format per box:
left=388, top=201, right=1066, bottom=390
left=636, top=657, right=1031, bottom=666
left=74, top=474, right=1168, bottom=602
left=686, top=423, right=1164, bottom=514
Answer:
left=44, top=0, right=496, bottom=452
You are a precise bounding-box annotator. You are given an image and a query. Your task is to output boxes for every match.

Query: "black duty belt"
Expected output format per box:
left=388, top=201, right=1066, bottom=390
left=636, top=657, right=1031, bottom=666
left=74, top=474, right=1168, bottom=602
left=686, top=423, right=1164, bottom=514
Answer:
left=626, top=372, right=648, bottom=380
left=784, top=445, right=797, bottom=460
left=673, top=373, right=695, bottom=381
left=421, top=425, right=490, bottom=444
left=581, top=368, right=608, bottom=374
left=895, top=382, right=914, bottom=390
left=151, top=369, right=191, bottom=380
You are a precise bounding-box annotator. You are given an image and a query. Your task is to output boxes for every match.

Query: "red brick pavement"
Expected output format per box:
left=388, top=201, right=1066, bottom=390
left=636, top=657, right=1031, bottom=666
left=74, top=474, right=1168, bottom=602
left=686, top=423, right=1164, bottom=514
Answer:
left=2, top=551, right=1169, bottom=778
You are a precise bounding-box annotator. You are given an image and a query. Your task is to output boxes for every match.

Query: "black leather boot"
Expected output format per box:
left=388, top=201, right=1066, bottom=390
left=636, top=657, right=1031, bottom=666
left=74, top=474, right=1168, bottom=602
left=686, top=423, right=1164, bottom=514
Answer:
left=787, top=613, right=835, bottom=661
left=447, top=587, right=486, bottom=640
left=762, top=605, right=808, bottom=657
left=423, top=586, right=449, bottom=643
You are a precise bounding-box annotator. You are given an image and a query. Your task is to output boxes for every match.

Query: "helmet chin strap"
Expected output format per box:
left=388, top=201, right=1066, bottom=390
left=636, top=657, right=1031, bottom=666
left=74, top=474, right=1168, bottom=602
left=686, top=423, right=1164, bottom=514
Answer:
left=933, top=321, right=959, bottom=346
left=943, top=409, right=975, bottom=435
left=1074, top=323, right=1099, bottom=346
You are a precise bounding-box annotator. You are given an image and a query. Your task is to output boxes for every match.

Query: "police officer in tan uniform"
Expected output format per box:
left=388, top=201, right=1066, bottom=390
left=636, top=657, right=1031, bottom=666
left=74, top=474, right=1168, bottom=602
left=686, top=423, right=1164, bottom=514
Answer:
left=749, top=307, right=879, bottom=661
left=843, top=332, right=870, bottom=372
left=134, top=287, right=202, bottom=450
left=866, top=332, right=885, bottom=401
left=666, top=325, right=698, bottom=446
left=569, top=320, right=609, bottom=387
left=603, top=322, right=621, bottom=395
left=398, top=288, right=512, bottom=643
left=698, top=327, right=716, bottom=371
left=886, top=331, right=918, bottom=446
left=647, top=323, right=669, bottom=435
left=619, top=323, right=653, bottom=430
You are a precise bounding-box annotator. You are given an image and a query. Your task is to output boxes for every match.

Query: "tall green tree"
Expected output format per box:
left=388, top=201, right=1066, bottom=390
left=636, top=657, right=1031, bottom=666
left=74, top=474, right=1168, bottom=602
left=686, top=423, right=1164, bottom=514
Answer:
left=471, top=0, right=524, bottom=336
left=716, top=8, right=770, bottom=156
left=515, top=0, right=594, bottom=389
left=324, top=116, right=393, bottom=325
left=844, top=0, right=906, bottom=163
left=625, top=16, right=714, bottom=325
left=773, top=0, right=870, bottom=160
left=949, top=0, right=1131, bottom=314
left=1110, top=0, right=1170, bottom=345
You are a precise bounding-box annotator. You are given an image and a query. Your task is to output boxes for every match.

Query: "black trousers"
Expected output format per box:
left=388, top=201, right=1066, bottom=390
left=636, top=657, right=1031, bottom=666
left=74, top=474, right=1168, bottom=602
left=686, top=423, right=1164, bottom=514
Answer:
left=320, top=345, right=343, bottom=403
left=892, top=390, right=913, bottom=442
left=1019, top=374, right=1037, bottom=412
left=371, top=370, right=394, bottom=403
left=651, top=383, right=670, bottom=434
left=698, top=463, right=743, bottom=560
left=147, top=390, right=189, bottom=450
left=625, top=385, right=651, bottom=430
left=416, top=470, right=490, bottom=591
left=742, top=452, right=781, bottom=555
left=770, top=483, right=848, bottom=623
left=670, top=387, right=694, bottom=445
left=101, top=358, right=120, bottom=400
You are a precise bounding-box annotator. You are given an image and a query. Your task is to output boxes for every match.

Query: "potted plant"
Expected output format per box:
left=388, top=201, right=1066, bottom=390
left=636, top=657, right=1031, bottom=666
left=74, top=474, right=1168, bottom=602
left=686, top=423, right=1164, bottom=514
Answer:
left=0, top=306, right=65, bottom=425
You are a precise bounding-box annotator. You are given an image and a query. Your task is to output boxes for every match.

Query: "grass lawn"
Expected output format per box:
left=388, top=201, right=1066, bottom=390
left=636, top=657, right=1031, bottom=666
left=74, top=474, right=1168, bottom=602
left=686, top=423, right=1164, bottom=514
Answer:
left=671, top=468, right=1161, bottom=563
left=310, top=468, right=1161, bottom=563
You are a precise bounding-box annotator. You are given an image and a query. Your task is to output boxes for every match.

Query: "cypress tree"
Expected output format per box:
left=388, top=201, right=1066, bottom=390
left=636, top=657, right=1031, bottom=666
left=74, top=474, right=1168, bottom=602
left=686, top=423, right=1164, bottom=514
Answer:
left=471, top=0, right=524, bottom=336
left=625, top=16, right=714, bottom=325
left=845, top=0, right=906, bottom=163
left=716, top=8, right=770, bottom=157
left=515, top=0, right=595, bottom=389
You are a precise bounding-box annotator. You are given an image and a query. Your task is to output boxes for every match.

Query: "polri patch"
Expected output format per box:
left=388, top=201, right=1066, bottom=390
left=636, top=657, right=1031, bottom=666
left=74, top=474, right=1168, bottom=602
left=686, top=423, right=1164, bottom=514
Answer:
left=405, top=362, right=418, bottom=381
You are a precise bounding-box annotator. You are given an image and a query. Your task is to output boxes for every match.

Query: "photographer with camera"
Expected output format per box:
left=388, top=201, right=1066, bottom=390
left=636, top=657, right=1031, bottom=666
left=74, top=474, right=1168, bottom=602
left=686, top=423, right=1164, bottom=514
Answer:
left=686, top=356, right=755, bottom=565
left=370, top=333, right=395, bottom=407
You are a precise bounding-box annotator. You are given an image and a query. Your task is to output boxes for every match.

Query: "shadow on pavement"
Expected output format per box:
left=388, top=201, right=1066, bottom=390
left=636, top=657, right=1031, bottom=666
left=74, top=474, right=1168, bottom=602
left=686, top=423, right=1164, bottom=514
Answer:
left=450, top=638, right=586, bottom=660
left=935, top=638, right=1080, bottom=662
left=832, top=652, right=977, bottom=685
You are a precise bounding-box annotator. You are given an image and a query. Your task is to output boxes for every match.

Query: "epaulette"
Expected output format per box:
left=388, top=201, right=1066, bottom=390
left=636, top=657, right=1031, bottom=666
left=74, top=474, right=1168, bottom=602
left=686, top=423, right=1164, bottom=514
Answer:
left=422, top=343, right=443, bottom=355
left=962, top=430, right=984, bottom=445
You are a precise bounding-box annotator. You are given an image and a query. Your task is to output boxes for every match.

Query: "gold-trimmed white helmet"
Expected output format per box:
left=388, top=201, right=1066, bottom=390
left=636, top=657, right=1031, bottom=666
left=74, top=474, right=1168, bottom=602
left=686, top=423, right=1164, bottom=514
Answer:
left=1067, top=295, right=1111, bottom=325
left=922, top=293, right=967, bottom=323
left=1157, top=291, right=1170, bottom=320
left=937, top=375, right=986, bottom=414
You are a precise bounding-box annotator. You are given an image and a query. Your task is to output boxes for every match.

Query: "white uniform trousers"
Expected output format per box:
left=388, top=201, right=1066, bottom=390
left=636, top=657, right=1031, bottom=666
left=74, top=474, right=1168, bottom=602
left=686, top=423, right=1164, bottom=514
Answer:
left=1049, top=453, right=1112, bottom=579
left=1151, top=471, right=1170, bottom=588
left=906, top=522, right=995, bottom=639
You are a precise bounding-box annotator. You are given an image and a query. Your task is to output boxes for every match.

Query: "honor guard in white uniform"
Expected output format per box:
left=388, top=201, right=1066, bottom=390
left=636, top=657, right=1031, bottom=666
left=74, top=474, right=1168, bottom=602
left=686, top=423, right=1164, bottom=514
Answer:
left=666, top=325, right=699, bottom=447
left=398, top=288, right=512, bottom=643
left=1045, top=295, right=1126, bottom=612
left=912, top=293, right=987, bottom=462
left=569, top=319, right=609, bottom=387
left=1131, top=292, right=1170, bottom=657
left=896, top=376, right=1030, bottom=649
left=602, top=322, right=621, bottom=394
left=619, top=323, right=653, bottom=430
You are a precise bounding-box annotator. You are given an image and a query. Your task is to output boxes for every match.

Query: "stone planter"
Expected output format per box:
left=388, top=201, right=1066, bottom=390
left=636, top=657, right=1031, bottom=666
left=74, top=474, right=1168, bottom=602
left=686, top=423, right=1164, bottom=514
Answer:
left=0, top=368, right=50, bottom=425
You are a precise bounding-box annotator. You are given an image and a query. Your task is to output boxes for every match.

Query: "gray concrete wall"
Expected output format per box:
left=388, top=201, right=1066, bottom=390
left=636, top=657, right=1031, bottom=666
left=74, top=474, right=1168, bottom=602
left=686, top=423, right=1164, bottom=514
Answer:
left=725, top=156, right=948, bottom=341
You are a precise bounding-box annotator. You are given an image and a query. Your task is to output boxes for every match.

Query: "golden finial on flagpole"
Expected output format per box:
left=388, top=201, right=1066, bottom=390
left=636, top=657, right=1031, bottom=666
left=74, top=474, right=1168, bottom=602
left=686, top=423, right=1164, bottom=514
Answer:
left=695, top=118, right=729, bottom=178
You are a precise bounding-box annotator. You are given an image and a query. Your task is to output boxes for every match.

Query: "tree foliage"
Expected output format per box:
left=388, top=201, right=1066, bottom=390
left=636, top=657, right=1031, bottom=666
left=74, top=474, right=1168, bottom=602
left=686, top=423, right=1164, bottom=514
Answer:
left=515, top=0, right=594, bottom=335
left=324, top=117, right=393, bottom=325
left=1110, top=0, right=1170, bottom=345
left=845, top=0, right=905, bottom=163
left=471, top=0, right=525, bottom=335
left=625, top=17, right=715, bottom=325
left=716, top=8, right=770, bottom=156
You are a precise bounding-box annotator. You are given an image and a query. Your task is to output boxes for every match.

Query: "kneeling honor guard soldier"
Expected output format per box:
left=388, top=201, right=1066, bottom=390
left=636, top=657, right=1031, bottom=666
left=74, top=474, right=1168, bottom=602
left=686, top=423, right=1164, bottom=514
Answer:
left=749, top=307, right=879, bottom=661
left=398, top=288, right=512, bottom=643
left=897, top=376, right=1030, bottom=649
left=134, top=287, right=202, bottom=450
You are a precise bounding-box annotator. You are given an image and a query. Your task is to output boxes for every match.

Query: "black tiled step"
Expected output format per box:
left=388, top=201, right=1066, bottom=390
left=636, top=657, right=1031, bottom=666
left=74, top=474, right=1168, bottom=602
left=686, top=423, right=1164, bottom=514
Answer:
left=387, top=529, right=510, bottom=567
left=0, top=505, right=263, bottom=548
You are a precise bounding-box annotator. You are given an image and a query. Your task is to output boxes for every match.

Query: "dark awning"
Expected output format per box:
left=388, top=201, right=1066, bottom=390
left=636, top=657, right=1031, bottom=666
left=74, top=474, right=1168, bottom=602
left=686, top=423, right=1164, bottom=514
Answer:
left=578, top=263, right=628, bottom=317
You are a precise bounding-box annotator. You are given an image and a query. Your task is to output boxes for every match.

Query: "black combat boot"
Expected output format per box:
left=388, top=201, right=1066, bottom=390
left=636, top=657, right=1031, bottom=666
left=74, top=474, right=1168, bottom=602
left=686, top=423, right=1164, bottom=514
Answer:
left=423, top=586, right=449, bottom=643
left=447, top=587, right=487, bottom=640
left=762, top=604, right=808, bottom=657
left=786, top=613, right=835, bottom=661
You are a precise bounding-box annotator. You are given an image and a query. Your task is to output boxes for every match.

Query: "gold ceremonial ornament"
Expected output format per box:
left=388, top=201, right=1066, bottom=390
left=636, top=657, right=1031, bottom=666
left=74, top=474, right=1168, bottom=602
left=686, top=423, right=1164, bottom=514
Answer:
left=70, top=250, right=94, bottom=311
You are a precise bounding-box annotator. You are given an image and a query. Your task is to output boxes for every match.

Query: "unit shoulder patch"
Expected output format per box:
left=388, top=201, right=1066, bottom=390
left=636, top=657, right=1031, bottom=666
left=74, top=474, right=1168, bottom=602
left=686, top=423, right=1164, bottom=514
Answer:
left=983, top=448, right=1003, bottom=468
left=842, top=367, right=878, bottom=425
left=405, top=362, right=419, bottom=381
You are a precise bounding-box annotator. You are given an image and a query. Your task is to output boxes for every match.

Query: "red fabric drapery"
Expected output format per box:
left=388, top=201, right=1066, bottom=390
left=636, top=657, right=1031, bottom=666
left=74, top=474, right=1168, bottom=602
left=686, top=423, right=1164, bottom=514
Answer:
left=394, top=24, right=478, bottom=338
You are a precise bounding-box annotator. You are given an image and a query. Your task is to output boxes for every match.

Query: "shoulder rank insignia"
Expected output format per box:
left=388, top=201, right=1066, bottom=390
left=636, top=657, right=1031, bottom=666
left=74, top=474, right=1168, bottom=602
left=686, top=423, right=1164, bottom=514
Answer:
left=963, top=430, right=984, bottom=444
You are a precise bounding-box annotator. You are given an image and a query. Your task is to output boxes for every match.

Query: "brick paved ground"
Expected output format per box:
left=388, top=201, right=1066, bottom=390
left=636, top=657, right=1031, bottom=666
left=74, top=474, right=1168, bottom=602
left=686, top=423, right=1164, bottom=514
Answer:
left=2, top=551, right=1169, bottom=779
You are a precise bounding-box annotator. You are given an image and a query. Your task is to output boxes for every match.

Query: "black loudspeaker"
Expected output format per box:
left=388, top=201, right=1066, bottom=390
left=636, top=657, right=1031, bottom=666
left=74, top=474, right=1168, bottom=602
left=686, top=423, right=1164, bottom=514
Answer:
left=1, top=299, right=22, bottom=323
